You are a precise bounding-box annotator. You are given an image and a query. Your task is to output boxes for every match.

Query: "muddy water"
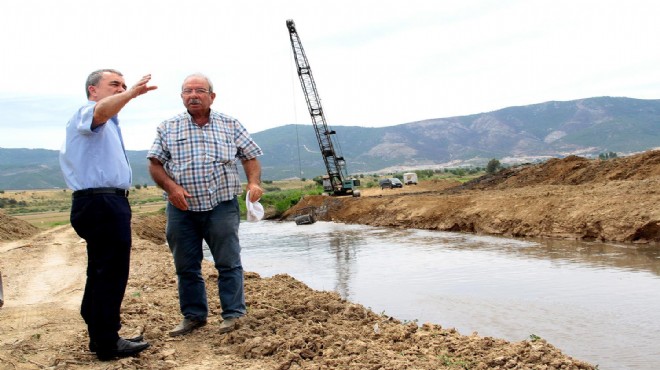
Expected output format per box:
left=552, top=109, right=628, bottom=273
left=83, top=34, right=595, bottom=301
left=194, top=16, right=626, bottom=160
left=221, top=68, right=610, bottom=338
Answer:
left=233, top=221, right=660, bottom=370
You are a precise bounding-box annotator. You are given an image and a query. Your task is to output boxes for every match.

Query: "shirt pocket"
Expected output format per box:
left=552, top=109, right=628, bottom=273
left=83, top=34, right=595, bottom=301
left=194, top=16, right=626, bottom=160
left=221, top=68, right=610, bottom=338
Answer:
left=167, top=131, right=194, bottom=164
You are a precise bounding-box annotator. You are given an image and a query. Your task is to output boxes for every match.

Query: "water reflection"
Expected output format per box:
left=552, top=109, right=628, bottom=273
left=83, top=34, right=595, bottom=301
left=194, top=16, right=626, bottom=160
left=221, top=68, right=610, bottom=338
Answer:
left=523, top=238, right=660, bottom=275
left=212, top=221, right=660, bottom=370
left=328, top=231, right=357, bottom=298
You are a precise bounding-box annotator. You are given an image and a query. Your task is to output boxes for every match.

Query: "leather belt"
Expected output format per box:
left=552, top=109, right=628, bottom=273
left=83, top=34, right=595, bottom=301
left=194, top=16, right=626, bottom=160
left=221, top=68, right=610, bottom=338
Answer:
left=72, top=187, right=129, bottom=198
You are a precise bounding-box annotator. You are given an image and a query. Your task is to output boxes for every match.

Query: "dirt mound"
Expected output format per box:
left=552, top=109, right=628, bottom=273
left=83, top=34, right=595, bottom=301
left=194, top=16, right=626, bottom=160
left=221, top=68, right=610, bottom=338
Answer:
left=284, top=150, right=660, bottom=244
left=461, top=150, right=660, bottom=190
left=133, top=211, right=167, bottom=245
left=0, top=210, right=39, bottom=241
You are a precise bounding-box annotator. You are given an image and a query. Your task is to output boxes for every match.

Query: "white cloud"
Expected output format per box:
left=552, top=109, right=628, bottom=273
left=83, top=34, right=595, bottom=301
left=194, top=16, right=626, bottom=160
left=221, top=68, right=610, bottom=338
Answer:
left=1, top=0, right=658, bottom=150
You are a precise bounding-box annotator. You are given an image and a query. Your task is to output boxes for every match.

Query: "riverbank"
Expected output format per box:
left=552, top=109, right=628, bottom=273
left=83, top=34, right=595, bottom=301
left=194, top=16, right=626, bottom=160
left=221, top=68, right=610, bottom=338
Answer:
left=0, top=217, right=596, bottom=368
left=284, top=150, right=660, bottom=245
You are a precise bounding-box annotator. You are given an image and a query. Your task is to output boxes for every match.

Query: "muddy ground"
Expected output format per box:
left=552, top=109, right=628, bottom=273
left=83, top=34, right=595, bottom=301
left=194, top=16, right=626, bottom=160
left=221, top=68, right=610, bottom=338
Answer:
left=2, top=150, right=659, bottom=369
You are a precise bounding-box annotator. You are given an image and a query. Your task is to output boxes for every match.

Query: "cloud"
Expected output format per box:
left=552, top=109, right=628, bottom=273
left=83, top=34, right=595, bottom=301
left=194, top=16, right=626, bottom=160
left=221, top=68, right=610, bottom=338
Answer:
left=1, top=0, right=658, bottom=150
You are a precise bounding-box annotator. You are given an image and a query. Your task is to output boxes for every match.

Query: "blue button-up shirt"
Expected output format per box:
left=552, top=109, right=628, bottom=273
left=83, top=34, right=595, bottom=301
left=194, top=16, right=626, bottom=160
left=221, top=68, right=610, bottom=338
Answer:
left=147, top=110, right=263, bottom=212
left=59, top=101, right=132, bottom=190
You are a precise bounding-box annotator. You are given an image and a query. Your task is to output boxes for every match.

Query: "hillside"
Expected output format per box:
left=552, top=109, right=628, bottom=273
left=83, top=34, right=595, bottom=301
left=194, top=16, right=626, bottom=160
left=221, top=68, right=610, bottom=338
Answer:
left=0, top=149, right=153, bottom=190
left=1, top=96, right=659, bottom=189
left=256, top=97, right=660, bottom=179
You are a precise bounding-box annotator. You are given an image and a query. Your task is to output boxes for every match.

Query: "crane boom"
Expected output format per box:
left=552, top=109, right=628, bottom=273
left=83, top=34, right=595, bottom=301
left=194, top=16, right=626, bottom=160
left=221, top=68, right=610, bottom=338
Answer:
left=286, top=19, right=360, bottom=197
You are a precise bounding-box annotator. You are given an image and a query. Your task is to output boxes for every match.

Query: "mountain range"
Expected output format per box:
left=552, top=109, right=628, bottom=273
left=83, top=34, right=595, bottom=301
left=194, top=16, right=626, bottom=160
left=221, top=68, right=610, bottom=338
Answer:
left=1, top=96, right=658, bottom=190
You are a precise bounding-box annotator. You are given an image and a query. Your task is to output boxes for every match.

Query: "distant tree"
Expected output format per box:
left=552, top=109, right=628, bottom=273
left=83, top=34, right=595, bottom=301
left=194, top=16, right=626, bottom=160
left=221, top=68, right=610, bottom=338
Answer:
left=456, top=168, right=466, bottom=176
left=143, top=183, right=148, bottom=189
left=599, top=151, right=618, bottom=160
left=135, top=184, right=142, bottom=190
left=417, top=170, right=434, bottom=179
left=486, top=158, right=502, bottom=174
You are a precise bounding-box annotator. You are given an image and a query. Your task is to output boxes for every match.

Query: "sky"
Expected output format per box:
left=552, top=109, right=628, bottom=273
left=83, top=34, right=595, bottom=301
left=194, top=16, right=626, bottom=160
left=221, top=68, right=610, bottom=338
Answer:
left=1, top=0, right=659, bottom=150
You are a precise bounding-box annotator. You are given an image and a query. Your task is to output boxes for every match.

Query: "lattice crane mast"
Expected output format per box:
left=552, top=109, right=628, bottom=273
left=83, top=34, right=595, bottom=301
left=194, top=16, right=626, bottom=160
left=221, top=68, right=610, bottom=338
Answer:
left=286, top=19, right=360, bottom=197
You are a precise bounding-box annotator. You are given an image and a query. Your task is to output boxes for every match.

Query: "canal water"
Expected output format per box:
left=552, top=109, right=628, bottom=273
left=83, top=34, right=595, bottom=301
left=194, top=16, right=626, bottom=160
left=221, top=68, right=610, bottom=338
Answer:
left=226, top=221, right=660, bottom=369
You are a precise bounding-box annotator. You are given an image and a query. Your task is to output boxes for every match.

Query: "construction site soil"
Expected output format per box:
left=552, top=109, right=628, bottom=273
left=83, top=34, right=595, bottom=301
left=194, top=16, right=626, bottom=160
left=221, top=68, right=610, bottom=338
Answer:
left=1, top=149, right=658, bottom=369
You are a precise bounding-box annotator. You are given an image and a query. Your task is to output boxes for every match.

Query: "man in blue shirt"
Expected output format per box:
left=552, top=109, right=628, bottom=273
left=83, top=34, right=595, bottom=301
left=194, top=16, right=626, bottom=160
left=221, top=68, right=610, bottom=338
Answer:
left=59, top=69, right=156, bottom=361
left=148, top=73, right=263, bottom=337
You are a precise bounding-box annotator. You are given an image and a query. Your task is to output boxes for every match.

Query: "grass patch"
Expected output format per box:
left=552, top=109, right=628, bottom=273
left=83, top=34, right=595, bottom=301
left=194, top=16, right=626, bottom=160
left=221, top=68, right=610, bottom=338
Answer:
left=240, top=184, right=323, bottom=217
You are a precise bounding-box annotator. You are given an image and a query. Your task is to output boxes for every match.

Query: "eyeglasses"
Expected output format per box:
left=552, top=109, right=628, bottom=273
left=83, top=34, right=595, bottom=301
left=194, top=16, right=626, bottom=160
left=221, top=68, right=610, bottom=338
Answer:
left=181, top=88, right=210, bottom=95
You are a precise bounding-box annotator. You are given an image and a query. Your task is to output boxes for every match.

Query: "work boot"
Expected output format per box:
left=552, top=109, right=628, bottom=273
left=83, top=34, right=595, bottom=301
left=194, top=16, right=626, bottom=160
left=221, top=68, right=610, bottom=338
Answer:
left=219, top=317, right=240, bottom=334
left=169, top=318, right=207, bottom=337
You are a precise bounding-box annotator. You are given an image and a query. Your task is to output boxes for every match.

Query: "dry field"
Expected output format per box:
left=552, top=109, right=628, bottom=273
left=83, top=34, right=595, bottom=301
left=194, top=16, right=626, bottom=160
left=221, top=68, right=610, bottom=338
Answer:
left=1, top=179, right=319, bottom=229
left=1, top=186, right=167, bottom=228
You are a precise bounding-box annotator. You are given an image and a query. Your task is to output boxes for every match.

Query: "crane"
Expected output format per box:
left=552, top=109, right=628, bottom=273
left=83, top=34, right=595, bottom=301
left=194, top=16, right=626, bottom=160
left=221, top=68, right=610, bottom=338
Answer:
left=286, top=19, right=360, bottom=197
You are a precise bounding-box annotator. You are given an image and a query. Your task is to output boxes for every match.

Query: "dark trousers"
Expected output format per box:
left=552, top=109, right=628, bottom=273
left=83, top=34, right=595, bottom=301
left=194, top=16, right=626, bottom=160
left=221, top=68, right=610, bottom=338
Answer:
left=70, top=193, right=132, bottom=348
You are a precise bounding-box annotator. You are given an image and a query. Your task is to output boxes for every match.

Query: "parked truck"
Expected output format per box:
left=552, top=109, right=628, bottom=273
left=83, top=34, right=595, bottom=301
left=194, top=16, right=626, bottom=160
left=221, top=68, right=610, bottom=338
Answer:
left=403, top=172, right=418, bottom=185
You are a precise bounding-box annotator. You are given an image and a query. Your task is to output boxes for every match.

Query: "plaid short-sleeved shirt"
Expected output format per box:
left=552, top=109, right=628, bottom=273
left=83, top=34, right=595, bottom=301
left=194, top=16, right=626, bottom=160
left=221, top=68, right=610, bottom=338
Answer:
left=147, top=110, right=263, bottom=212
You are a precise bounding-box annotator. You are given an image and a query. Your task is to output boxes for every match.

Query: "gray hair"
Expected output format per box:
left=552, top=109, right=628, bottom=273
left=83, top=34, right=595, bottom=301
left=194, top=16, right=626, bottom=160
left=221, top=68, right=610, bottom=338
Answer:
left=182, top=73, right=214, bottom=93
left=85, top=69, right=123, bottom=98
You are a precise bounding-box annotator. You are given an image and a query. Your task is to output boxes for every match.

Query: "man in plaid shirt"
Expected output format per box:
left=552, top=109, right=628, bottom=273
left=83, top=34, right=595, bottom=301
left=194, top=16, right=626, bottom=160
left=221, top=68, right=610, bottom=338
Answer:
left=148, top=73, right=263, bottom=336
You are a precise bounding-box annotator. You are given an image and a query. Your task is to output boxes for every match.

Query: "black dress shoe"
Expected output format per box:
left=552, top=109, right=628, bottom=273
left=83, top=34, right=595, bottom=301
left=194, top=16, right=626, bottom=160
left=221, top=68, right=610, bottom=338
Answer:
left=89, top=335, right=144, bottom=353
left=96, top=338, right=150, bottom=361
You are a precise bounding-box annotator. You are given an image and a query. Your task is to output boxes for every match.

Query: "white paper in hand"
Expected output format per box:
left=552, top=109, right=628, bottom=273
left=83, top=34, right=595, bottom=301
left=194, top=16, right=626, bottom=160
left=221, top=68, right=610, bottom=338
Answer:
left=245, top=190, right=264, bottom=222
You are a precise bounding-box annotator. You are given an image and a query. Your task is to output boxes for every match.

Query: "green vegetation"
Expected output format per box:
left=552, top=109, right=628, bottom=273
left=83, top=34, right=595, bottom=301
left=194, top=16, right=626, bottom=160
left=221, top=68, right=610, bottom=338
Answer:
left=241, top=182, right=323, bottom=216
left=5, top=173, right=483, bottom=226
left=598, top=151, right=618, bottom=160
left=437, top=353, right=471, bottom=368
left=486, top=158, right=502, bottom=174
left=1, top=187, right=165, bottom=216
left=0, top=197, right=28, bottom=209
left=356, top=168, right=485, bottom=188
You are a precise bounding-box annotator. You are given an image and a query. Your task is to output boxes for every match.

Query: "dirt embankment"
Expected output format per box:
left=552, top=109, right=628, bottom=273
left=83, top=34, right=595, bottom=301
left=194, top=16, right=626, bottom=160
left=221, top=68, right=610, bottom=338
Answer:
left=284, top=150, right=660, bottom=245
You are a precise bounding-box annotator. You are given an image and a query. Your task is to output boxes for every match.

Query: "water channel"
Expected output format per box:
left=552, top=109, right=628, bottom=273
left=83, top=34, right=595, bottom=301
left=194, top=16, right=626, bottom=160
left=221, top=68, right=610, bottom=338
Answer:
left=225, top=221, right=660, bottom=369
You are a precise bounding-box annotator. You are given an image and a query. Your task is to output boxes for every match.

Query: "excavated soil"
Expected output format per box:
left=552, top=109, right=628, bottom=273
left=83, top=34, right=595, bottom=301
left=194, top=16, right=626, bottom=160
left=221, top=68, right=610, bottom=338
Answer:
left=284, top=150, right=660, bottom=245
left=3, top=150, right=659, bottom=369
left=0, top=211, right=39, bottom=242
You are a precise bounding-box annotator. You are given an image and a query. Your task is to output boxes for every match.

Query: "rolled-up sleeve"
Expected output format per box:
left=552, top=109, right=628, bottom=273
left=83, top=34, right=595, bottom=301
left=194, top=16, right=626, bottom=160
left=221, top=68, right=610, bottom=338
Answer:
left=234, top=121, right=263, bottom=160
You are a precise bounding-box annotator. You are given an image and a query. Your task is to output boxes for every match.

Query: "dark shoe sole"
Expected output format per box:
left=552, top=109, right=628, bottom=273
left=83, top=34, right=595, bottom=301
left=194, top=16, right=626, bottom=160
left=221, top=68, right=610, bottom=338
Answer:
left=89, top=335, right=144, bottom=353
left=97, top=342, right=150, bottom=361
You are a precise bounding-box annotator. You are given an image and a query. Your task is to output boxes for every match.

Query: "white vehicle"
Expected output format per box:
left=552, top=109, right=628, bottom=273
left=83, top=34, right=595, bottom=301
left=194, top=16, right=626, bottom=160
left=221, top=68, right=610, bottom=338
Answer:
left=403, top=172, right=418, bottom=185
